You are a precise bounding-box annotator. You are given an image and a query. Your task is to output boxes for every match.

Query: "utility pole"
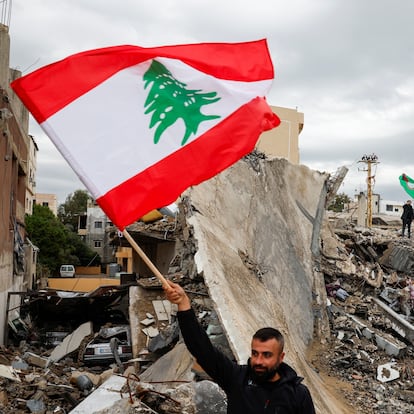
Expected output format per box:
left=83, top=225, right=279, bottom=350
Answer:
left=358, top=154, right=379, bottom=228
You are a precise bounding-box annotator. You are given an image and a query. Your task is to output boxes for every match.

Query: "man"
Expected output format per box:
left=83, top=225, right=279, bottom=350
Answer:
left=401, top=200, right=414, bottom=238
left=164, top=280, right=316, bottom=413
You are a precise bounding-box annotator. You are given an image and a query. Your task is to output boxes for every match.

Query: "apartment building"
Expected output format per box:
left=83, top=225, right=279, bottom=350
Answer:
left=0, top=23, right=38, bottom=343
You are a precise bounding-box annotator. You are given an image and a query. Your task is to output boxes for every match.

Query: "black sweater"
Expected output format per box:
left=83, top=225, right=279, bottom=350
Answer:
left=177, top=308, right=316, bottom=414
left=401, top=203, right=414, bottom=221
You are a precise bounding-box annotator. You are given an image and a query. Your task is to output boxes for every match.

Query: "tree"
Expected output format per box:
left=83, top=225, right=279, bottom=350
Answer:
left=328, top=192, right=351, bottom=212
left=26, top=204, right=100, bottom=275
left=66, top=231, right=101, bottom=267
left=26, top=204, right=69, bottom=272
left=58, top=189, right=90, bottom=231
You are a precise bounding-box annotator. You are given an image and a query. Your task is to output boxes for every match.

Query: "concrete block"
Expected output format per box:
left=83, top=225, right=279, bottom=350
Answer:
left=372, top=297, right=414, bottom=345
left=374, top=333, right=406, bottom=357
left=23, top=352, right=48, bottom=369
left=69, top=375, right=126, bottom=413
left=377, top=362, right=400, bottom=383
left=348, top=313, right=406, bottom=356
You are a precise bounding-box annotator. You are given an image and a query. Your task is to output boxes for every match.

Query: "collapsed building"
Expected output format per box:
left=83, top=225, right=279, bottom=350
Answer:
left=1, top=18, right=413, bottom=414
left=1, top=153, right=414, bottom=413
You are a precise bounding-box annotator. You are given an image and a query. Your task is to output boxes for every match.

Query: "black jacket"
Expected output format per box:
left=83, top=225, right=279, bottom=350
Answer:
left=177, top=308, right=316, bottom=414
left=401, top=203, right=414, bottom=222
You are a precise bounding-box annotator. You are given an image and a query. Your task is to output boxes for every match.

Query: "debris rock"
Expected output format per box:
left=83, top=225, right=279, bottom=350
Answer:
left=376, top=362, right=400, bottom=383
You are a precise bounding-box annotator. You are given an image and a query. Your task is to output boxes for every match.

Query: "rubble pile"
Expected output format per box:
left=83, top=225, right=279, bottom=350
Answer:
left=315, top=218, right=414, bottom=413
left=0, top=284, right=226, bottom=414
left=0, top=345, right=113, bottom=413
left=0, top=210, right=226, bottom=414
left=2, top=197, right=414, bottom=413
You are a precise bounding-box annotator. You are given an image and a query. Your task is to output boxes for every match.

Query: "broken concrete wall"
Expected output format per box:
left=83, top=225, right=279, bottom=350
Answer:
left=183, top=156, right=349, bottom=413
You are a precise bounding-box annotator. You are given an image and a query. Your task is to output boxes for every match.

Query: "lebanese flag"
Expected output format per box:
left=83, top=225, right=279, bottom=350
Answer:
left=11, top=39, right=280, bottom=230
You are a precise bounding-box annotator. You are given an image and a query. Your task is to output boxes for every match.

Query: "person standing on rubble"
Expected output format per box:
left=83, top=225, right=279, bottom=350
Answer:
left=164, top=280, right=316, bottom=414
left=401, top=200, right=414, bottom=238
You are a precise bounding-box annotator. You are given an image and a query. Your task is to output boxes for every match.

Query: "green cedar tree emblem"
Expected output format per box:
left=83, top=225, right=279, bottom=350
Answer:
left=143, top=60, right=221, bottom=146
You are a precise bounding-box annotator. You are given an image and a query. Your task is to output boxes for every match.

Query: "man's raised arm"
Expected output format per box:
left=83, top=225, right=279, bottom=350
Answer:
left=163, top=279, right=235, bottom=389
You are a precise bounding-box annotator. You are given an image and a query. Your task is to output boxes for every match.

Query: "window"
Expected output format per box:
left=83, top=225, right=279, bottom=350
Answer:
left=386, top=205, right=393, bottom=212
left=42, top=202, right=49, bottom=207
left=94, top=221, right=103, bottom=229
left=78, top=215, right=87, bottom=230
left=94, top=241, right=102, bottom=248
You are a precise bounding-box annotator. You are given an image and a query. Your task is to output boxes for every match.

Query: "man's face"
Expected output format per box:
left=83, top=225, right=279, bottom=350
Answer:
left=250, top=338, right=285, bottom=383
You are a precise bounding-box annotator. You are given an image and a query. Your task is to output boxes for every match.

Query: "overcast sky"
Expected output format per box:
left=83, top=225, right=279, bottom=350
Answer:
left=7, top=0, right=414, bottom=205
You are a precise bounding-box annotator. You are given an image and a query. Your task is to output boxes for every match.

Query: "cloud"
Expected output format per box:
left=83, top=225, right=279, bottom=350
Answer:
left=8, top=0, right=414, bottom=206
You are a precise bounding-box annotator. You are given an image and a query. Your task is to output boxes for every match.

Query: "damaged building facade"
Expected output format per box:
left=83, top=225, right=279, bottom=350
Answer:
left=0, top=23, right=38, bottom=345
left=78, top=199, right=114, bottom=266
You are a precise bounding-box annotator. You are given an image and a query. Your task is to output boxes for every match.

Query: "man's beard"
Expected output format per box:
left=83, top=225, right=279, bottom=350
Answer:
left=250, top=362, right=279, bottom=384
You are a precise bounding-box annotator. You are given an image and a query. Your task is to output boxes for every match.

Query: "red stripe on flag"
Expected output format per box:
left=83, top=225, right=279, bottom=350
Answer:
left=97, top=97, right=279, bottom=230
left=11, top=40, right=274, bottom=124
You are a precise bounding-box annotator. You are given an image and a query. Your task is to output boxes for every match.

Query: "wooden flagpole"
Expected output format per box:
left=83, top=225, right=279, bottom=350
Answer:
left=122, top=229, right=171, bottom=289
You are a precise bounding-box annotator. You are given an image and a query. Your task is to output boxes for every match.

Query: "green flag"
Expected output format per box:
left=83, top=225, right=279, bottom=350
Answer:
left=399, top=173, right=414, bottom=198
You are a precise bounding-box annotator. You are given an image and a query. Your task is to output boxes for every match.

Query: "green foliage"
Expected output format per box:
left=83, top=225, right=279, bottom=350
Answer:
left=143, top=60, right=221, bottom=145
left=26, top=204, right=69, bottom=272
left=328, top=192, right=351, bottom=212
left=57, top=189, right=90, bottom=231
left=66, top=231, right=101, bottom=267
left=26, top=204, right=100, bottom=275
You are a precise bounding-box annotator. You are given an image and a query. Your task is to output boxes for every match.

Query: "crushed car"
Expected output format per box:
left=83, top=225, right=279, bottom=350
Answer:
left=81, top=325, right=132, bottom=364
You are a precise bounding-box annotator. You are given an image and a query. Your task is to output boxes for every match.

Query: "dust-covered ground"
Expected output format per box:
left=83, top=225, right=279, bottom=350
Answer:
left=309, top=217, right=414, bottom=414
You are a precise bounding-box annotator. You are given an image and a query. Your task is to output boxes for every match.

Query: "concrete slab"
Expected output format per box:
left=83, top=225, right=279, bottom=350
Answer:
left=23, top=352, right=48, bottom=368
left=373, top=297, right=414, bottom=345
left=49, top=321, right=93, bottom=363
left=0, top=364, right=20, bottom=382
left=152, top=300, right=169, bottom=321
left=142, top=326, right=159, bottom=338
left=348, top=314, right=406, bottom=357
left=185, top=156, right=349, bottom=413
left=69, top=375, right=126, bottom=413
left=139, top=342, right=194, bottom=392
